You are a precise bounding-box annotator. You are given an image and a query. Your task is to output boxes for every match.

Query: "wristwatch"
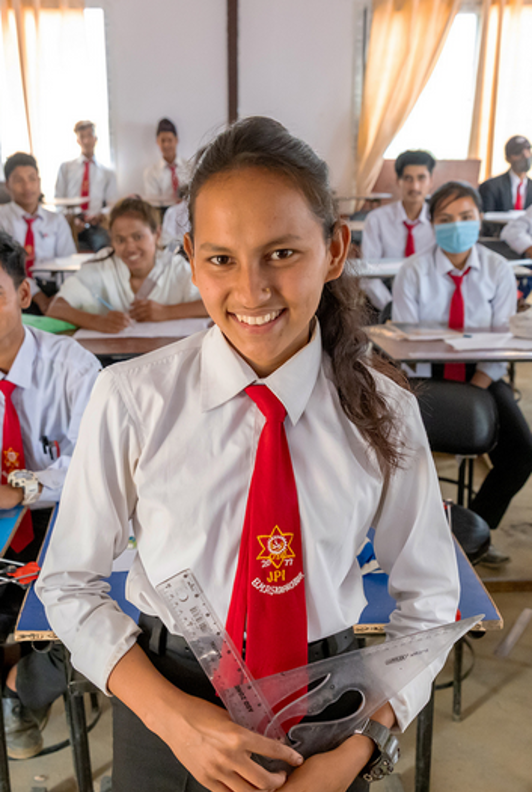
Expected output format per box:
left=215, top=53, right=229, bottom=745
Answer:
left=355, top=719, right=400, bottom=783
left=8, top=470, right=41, bottom=506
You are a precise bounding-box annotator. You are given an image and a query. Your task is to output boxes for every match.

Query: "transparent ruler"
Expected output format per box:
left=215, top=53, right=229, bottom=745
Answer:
left=156, top=569, right=482, bottom=760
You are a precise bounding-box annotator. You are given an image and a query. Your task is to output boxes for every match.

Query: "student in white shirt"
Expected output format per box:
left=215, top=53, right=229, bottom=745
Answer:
left=55, top=120, right=118, bottom=251
left=160, top=197, right=190, bottom=248
left=143, top=118, right=190, bottom=205
left=360, top=150, right=436, bottom=309
left=38, top=117, right=459, bottom=792
left=0, top=153, right=76, bottom=314
left=0, top=232, right=100, bottom=759
left=47, top=196, right=207, bottom=333
left=393, top=181, right=532, bottom=566
left=500, top=203, right=532, bottom=257
left=479, top=135, right=532, bottom=214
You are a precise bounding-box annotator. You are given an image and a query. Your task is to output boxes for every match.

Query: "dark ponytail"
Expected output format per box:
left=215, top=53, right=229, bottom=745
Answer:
left=188, top=117, right=408, bottom=475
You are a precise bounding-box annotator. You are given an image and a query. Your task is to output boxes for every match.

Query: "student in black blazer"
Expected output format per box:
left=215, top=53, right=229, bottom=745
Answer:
left=479, top=135, right=532, bottom=212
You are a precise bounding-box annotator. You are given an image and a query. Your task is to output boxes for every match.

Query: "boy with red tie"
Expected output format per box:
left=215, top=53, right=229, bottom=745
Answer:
left=0, top=231, right=100, bottom=758
left=143, top=118, right=190, bottom=207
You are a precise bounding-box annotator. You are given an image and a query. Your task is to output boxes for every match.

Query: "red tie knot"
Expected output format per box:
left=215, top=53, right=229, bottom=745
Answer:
left=403, top=220, right=419, bottom=231
left=448, top=266, right=471, bottom=289
left=245, top=385, right=286, bottom=423
left=0, top=381, right=16, bottom=399
left=23, top=217, right=35, bottom=228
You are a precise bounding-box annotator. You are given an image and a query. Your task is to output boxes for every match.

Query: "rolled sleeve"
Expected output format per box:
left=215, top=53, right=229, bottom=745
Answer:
left=501, top=208, right=532, bottom=254
left=36, top=369, right=142, bottom=693
left=372, top=390, right=460, bottom=730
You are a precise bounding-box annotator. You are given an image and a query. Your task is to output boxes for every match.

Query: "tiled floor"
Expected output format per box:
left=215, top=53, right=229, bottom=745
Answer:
left=6, top=364, right=532, bottom=792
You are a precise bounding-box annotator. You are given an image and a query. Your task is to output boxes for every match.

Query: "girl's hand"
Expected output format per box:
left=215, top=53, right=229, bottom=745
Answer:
left=98, top=311, right=132, bottom=334
left=129, top=299, right=166, bottom=322
left=156, top=694, right=303, bottom=792
left=278, top=734, right=375, bottom=792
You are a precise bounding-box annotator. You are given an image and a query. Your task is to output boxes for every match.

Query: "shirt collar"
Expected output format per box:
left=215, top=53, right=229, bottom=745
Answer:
left=9, top=201, right=44, bottom=221
left=509, top=169, right=527, bottom=187
left=162, top=158, right=178, bottom=169
left=397, top=201, right=430, bottom=225
left=0, top=327, right=35, bottom=389
left=76, top=154, right=97, bottom=166
left=435, top=243, right=480, bottom=276
left=200, top=321, right=323, bottom=426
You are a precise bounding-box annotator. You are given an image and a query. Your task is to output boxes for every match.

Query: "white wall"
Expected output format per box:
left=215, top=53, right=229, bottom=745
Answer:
left=98, top=0, right=228, bottom=196
left=239, top=0, right=359, bottom=195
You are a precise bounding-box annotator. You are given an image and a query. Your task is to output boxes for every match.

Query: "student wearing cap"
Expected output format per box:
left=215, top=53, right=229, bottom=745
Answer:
left=479, top=136, right=532, bottom=213
left=143, top=119, right=190, bottom=206
left=55, top=121, right=118, bottom=251
left=360, top=150, right=436, bottom=310
left=0, top=153, right=76, bottom=314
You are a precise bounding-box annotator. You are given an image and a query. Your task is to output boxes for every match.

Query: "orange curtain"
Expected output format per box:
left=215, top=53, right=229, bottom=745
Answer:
left=355, top=0, right=460, bottom=197
left=0, top=0, right=83, bottom=152
left=468, top=0, right=528, bottom=181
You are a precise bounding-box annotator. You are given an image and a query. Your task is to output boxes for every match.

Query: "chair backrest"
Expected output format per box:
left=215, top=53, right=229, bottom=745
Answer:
left=415, top=380, right=499, bottom=455
left=372, top=159, right=482, bottom=203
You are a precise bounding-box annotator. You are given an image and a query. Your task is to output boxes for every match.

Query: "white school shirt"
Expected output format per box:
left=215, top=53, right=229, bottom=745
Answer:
left=0, top=327, right=100, bottom=507
left=392, top=244, right=517, bottom=381
left=509, top=170, right=528, bottom=207
left=0, top=202, right=76, bottom=260
left=56, top=248, right=200, bottom=314
left=501, top=203, right=532, bottom=254
left=37, top=322, right=459, bottom=730
left=55, top=156, right=118, bottom=215
left=143, top=157, right=190, bottom=204
left=160, top=201, right=190, bottom=248
left=362, top=201, right=434, bottom=260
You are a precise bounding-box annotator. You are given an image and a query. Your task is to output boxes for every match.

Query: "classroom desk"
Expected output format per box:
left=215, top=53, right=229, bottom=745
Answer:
left=350, top=258, right=531, bottom=280
left=367, top=324, right=532, bottom=365
left=32, top=253, right=95, bottom=285
left=76, top=335, right=181, bottom=359
left=0, top=506, right=27, bottom=557
left=483, top=210, right=525, bottom=225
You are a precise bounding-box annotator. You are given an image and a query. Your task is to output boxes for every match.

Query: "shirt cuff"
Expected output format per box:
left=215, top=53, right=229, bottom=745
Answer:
left=475, top=361, right=507, bottom=382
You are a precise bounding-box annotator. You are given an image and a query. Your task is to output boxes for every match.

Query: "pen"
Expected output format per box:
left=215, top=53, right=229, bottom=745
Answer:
left=93, top=293, right=114, bottom=311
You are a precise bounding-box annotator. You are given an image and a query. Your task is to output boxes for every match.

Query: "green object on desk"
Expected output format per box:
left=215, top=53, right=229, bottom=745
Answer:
left=22, top=315, right=77, bottom=334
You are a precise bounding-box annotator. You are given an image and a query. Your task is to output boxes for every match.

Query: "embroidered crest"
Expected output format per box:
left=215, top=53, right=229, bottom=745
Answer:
left=257, top=525, right=296, bottom=569
left=3, top=448, right=20, bottom=471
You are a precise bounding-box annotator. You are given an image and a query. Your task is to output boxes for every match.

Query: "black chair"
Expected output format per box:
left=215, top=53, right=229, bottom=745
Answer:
left=415, top=379, right=499, bottom=507
left=447, top=502, right=490, bottom=565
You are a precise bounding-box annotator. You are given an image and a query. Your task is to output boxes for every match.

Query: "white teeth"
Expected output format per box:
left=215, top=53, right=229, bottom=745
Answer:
left=235, top=310, right=282, bottom=326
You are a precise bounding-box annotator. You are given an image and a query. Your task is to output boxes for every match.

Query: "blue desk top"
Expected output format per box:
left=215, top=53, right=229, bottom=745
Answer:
left=0, top=506, right=27, bottom=557
left=15, top=519, right=500, bottom=640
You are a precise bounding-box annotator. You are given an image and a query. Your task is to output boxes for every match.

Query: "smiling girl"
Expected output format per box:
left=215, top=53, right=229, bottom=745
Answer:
left=37, top=118, right=458, bottom=792
left=47, top=196, right=207, bottom=333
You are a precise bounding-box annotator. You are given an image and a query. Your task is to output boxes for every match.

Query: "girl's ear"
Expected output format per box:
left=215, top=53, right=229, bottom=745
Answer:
left=18, top=279, right=32, bottom=310
left=325, top=222, right=350, bottom=283
left=183, top=233, right=196, bottom=283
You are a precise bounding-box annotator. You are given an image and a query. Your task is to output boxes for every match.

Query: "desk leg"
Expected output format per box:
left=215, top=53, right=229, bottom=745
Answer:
left=63, top=689, right=93, bottom=792
left=453, top=639, right=463, bottom=722
left=415, top=683, right=434, bottom=792
left=0, top=647, right=11, bottom=792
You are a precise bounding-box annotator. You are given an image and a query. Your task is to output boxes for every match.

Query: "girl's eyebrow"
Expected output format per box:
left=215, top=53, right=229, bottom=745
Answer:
left=199, top=234, right=304, bottom=253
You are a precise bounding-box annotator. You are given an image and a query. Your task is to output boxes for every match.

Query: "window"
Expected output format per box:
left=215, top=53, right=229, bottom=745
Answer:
left=0, top=7, right=111, bottom=202
left=384, top=13, right=480, bottom=161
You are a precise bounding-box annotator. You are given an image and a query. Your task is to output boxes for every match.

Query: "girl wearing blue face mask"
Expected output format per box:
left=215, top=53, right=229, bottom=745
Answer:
left=392, top=181, right=532, bottom=567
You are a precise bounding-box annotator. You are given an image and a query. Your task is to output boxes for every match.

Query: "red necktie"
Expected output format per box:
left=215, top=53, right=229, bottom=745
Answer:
left=81, top=159, right=91, bottom=213
left=0, top=382, right=34, bottom=553
left=168, top=164, right=179, bottom=198
left=444, top=268, right=471, bottom=382
left=226, top=385, right=307, bottom=680
left=403, top=221, right=419, bottom=257
left=514, top=180, right=524, bottom=210
left=23, top=217, right=35, bottom=276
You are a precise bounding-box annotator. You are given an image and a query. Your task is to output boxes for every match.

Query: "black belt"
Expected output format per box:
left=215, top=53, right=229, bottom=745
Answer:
left=139, top=613, right=357, bottom=664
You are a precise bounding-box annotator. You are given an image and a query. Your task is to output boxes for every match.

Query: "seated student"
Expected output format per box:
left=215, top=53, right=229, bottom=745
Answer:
left=55, top=120, right=118, bottom=252
left=160, top=191, right=190, bottom=248
left=0, top=231, right=100, bottom=759
left=37, top=117, right=459, bottom=792
left=392, top=181, right=532, bottom=567
left=360, top=150, right=436, bottom=310
left=47, top=196, right=207, bottom=333
left=0, top=153, right=76, bottom=315
left=500, top=202, right=532, bottom=257
left=143, top=118, right=189, bottom=206
left=479, top=135, right=532, bottom=213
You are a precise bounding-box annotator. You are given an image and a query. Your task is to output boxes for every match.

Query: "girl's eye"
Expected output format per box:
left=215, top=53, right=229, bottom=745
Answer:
left=209, top=255, right=232, bottom=266
left=270, top=249, right=294, bottom=261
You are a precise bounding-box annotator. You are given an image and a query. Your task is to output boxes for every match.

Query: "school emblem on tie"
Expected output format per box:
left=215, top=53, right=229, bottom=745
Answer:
left=257, top=525, right=295, bottom=569
left=3, top=447, right=20, bottom=474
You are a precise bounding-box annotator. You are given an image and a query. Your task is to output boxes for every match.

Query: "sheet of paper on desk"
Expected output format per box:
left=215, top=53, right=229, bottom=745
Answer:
left=446, top=333, right=532, bottom=351
left=74, top=317, right=211, bottom=340
left=379, top=323, right=462, bottom=342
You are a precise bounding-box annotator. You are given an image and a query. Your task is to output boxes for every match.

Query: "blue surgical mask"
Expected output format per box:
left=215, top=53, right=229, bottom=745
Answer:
left=434, top=220, right=480, bottom=254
